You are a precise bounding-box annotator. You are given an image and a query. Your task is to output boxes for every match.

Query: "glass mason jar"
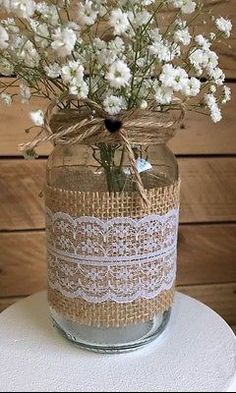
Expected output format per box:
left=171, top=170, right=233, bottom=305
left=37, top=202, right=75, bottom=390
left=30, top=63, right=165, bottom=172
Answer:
left=46, top=141, right=179, bottom=353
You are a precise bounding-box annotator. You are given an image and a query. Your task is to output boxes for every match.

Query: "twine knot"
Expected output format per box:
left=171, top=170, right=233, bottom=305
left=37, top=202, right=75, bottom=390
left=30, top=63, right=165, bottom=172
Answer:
left=104, top=118, right=123, bottom=133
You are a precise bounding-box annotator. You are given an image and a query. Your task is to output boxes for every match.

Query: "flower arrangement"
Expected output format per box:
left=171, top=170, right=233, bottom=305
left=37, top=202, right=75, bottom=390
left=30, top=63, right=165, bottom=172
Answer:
left=0, top=0, right=233, bottom=181
left=0, top=0, right=232, bottom=120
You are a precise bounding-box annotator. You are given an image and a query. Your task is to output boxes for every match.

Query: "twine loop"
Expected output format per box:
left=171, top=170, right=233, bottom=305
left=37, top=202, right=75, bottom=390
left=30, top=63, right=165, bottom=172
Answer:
left=20, top=95, right=185, bottom=206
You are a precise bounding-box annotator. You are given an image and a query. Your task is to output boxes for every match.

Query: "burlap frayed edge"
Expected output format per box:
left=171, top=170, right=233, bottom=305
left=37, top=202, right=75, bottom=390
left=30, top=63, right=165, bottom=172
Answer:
left=45, top=179, right=180, bottom=218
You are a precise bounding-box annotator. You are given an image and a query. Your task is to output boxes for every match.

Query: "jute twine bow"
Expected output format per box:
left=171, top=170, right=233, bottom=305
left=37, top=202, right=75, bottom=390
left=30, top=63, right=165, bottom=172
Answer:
left=20, top=95, right=185, bottom=206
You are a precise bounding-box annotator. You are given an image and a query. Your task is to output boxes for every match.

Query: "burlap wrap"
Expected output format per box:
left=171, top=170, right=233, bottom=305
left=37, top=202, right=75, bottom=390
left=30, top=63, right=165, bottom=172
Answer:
left=46, top=180, right=180, bottom=328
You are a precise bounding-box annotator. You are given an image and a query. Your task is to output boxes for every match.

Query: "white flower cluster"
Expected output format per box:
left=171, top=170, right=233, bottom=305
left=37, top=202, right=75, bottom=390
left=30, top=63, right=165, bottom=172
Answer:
left=61, top=60, right=88, bottom=98
left=158, top=64, right=201, bottom=104
left=169, top=0, right=196, bottom=14
left=0, top=0, right=232, bottom=124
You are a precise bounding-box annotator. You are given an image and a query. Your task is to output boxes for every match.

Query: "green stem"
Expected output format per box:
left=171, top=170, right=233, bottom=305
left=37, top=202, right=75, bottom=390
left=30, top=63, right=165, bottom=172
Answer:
left=98, top=144, right=114, bottom=193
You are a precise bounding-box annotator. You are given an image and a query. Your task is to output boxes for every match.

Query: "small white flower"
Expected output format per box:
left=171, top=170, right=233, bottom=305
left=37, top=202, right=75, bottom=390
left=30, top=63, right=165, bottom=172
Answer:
left=18, top=41, right=40, bottom=68
left=98, top=4, right=107, bottom=17
left=61, top=60, right=88, bottom=99
left=97, top=48, right=117, bottom=66
left=142, top=0, right=155, bottom=4
left=93, top=38, right=106, bottom=51
left=183, top=77, right=201, bottom=97
left=66, top=22, right=81, bottom=39
left=95, top=37, right=125, bottom=67
left=20, top=82, right=31, bottom=104
left=0, top=25, right=9, bottom=49
left=210, top=85, right=217, bottom=94
left=137, top=58, right=146, bottom=68
left=205, top=93, right=217, bottom=108
left=51, top=27, right=77, bottom=57
left=160, top=64, right=188, bottom=92
left=1, top=93, right=12, bottom=106
left=109, top=9, right=130, bottom=36
left=149, top=27, right=180, bottom=62
left=36, top=3, right=59, bottom=26
left=106, top=60, right=131, bottom=89
left=108, top=37, right=125, bottom=54
left=149, top=40, right=180, bottom=62
left=31, top=21, right=50, bottom=48
left=134, top=11, right=151, bottom=28
left=44, top=63, right=61, bottom=79
left=210, top=106, right=222, bottom=123
left=205, top=94, right=222, bottom=123
left=195, top=35, right=211, bottom=50
left=222, top=86, right=231, bottom=104
left=77, top=0, right=98, bottom=26
left=149, top=28, right=162, bottom=42
left=155, top=86, right=173, bottom=105
left=0, top=58, right=14, bottom=76
left=216, top=17, right=232, bottom=38
left=10, top=0, right=36, bottom=19
left=1, top=17, right=19, bottom=34
left=169, top=0, right=196, bottom=14
left=174, top=28, right=192, bottom=46
left=61, top=61, right=85, bottom=85
left=140, top=100, right=148, bottom=110
left=30, top=110, right=44, bottom=126
left=189, top=48, right=218, bottom=73
left=208, top=66, right=225, bottom=86
left=103, top=94, right=126, bottom=115
left=69, top=81, right=89, bottom=99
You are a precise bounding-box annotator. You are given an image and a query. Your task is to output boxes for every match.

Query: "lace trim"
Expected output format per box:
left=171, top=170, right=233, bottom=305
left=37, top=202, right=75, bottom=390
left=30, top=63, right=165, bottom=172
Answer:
left=46, top=208, right=179, bottom=304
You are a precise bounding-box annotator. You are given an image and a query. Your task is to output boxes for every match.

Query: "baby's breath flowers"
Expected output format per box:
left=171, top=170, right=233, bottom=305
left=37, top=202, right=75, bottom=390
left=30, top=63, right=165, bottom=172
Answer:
left=51, top=27, right=77, bottom=58
left=103, top=94, right=127, bottom=116
left=0, top=0, right=233, bottom=124
left=30, top=109, right=44, bottom=127
left=170, top=0, right=196, bottom=14
left=1, top=92, right=12, bottom=106
left=0, top=25, right=9, bottom=49
left=109, top=9, right=130, bottom=35
left=216, top=17, right=232, bottom=38
left=106, top=60, right=131, bottom=89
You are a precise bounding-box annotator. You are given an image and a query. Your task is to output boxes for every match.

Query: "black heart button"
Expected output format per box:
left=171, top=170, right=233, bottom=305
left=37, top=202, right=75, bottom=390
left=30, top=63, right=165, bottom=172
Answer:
left=105, top=118, right=122, bottom=133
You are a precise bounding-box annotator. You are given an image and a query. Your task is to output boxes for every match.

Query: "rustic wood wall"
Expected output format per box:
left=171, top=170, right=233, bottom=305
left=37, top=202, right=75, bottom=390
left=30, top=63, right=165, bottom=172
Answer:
left=0, top=1, right=235, bottom=330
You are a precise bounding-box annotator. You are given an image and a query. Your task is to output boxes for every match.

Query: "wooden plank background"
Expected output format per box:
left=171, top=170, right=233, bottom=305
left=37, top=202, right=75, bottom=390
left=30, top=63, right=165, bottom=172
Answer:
left=0, top=1, right=236, bottom=328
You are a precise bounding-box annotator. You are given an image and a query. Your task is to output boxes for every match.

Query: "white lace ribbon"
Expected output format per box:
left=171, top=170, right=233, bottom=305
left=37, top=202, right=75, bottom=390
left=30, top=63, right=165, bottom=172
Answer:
left=46, top=208, right=179, bottom=304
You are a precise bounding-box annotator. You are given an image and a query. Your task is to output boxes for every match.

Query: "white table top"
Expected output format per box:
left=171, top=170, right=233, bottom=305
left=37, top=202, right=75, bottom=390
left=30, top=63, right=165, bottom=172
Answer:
left=0, top=292, right=235, bottom=392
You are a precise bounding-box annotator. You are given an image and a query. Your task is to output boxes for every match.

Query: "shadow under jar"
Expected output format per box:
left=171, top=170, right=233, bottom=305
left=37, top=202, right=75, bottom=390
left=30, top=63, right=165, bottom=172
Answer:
left=46, top=142, right=180, bottom=353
